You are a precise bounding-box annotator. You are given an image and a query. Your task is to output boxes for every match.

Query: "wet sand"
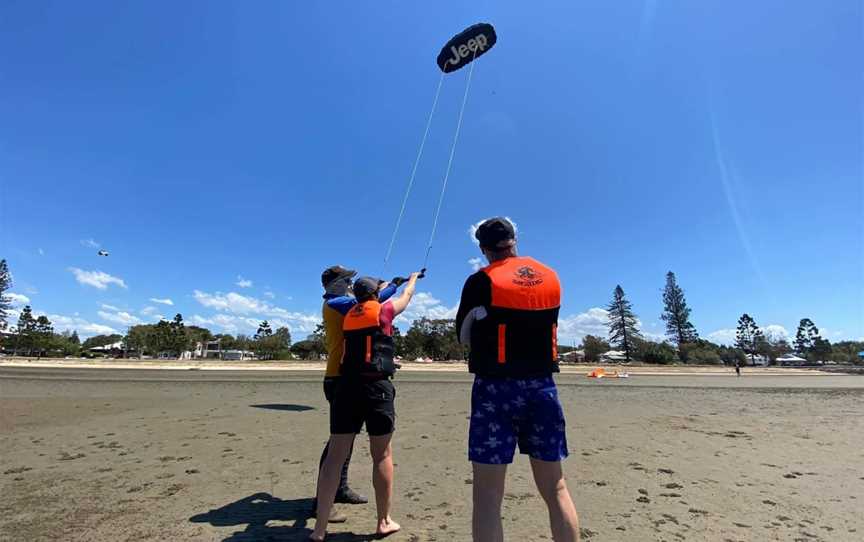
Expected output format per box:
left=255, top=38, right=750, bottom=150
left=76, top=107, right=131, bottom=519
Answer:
left=2, top=366, right=863, bottom=541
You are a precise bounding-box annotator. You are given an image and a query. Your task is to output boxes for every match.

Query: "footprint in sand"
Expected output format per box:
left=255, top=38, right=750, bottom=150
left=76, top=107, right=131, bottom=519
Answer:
left=3, top=467, right=33, bottom=475
left=58, top=452, right=86, bottom=461
left=664, top=483, right=683, bottom=489
left=658, top=468, right=675, bottom=474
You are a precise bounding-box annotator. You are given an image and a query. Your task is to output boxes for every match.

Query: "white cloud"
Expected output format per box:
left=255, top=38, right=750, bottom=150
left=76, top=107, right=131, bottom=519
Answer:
left=468, top=257, right=483, bottom=272
left=192, top=314, right=259, bottom=334
left=100, top=304, right=121, bottom=311
left=69, top=268, right=127, bottom=290
left=708, top=328, right=737, bottom=346
left=38, top=248, right=45, bottom=256
left=192, top=290, right=320, bottom=336
left=139, top=306, right=165, bottom=321
left=263, top=291, right=276, bottom=299
left=194, top=290, right=266, bottom=314
left=6, top=293, right=30, bottom=306
left=80, top=238, right=101, bottom=248
left=394, top=292, right=458, bottom=326
left=236, top=275, right=253, bottom=288
left=468, top=217, right=519, bottom=246
left=709, top=324, right=790, bottom=346
left=97, top=310, right=143, bottom=326
left=149, top=298, right=174, bottom=306
left=557, top=307, right=664, bottom=344
left=42, top=312, right=118, bottom=337
left=558, top=308, right=610, bottom=343
left=763, top=324, right=790, bottom=342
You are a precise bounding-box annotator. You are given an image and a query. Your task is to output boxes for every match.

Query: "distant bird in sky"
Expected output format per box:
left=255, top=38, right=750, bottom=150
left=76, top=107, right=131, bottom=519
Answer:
left=97, top=250, right=109, bottom=256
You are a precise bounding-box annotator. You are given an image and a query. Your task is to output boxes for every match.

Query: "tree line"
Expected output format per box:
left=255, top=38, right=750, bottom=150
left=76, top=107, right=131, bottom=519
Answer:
left=0, top=259, right=861, bottom=364
left=600, top=272, right=861, bottom=365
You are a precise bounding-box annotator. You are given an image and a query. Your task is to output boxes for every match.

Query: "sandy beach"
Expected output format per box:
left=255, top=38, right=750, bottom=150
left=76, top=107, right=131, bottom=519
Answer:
left=2, top=364, right=863, bottom=541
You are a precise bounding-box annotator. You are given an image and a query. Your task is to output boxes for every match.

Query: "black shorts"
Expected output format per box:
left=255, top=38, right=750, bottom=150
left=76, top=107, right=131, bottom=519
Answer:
left=330, top=378, right=395, bottom=436
left=323, top=377, right=339, bottom=403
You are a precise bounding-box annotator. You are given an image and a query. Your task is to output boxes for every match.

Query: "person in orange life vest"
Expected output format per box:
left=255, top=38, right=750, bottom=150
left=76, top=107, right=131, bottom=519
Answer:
left=311, top=272, right=421, bottom=541
left=456, top=217, right=580, bottom=542
left=314, top=266, right=400, bottom=515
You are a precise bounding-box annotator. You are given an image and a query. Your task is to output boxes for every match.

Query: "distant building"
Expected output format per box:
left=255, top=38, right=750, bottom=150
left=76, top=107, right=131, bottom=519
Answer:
left=559, top=350, right=585, bottom=363
left=89, top=341, right=125, bottom=357
left=776, top=353, right=808, bottom=366
left=181, top=340, right=223, bottom=359
left=601, top=350, right=629, bottom=363
left=222, top=350, right=257, bottom=361
left=749, top=354, right=769, bottom=366
left=0, top=328, right=17, bottom=354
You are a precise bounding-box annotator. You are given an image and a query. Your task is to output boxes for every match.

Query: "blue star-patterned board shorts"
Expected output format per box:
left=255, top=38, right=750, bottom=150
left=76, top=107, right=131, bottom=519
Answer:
left=469, top=375, right=568, bottom=464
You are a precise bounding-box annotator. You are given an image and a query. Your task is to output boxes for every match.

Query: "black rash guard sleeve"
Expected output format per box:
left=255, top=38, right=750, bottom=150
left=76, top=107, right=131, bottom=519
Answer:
left=455, top=271, right=492, bottom=344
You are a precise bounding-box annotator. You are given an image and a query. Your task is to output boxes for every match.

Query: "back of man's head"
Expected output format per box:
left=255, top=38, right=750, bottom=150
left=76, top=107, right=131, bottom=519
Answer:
left=352, top=277, right=381, bottom=302
left=475, top=217, right=517, bottom=260
left=322, top=265, right=356, bottom=296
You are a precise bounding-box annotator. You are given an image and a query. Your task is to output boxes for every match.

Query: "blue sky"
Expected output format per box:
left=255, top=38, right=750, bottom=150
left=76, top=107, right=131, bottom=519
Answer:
left=1, top=1, right=862, bottom=344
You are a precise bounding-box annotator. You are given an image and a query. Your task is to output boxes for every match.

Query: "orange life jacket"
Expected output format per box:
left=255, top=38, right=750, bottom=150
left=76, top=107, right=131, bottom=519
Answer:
left=341, top=300, right=396, bottom=377
left=469, top=256, right=561, bottom=377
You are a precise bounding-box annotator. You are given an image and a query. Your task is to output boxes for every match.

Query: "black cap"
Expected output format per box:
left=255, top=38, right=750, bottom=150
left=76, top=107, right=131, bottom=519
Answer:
left=321, top=265, right=356, bottom=287
left=352, top=276, right=381, bottom=300
left=475, top=217, right=516, bottom=249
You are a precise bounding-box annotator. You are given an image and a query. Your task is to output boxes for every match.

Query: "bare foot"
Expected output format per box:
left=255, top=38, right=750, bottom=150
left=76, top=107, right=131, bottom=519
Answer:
left=376, top=517, right=401, bottom=538
left=308, top=531, right=325, bottom=542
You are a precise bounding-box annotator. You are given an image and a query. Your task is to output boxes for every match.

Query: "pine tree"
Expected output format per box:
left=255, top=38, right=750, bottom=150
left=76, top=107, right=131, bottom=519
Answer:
left=0, top=259, right=12, bottom=329
left=254, top=321, right=274, bottom=360
left=33, top=315, right=54, bottom=359
left=15, top=305, right=36, bottom=355
left=606, top=285, right=641, bottom=362
left=168, top=313, right=187, bottom=355
left=660, top=271, right=699, bottom=349
left=794, top=318, right=821, bottom=356
left=735, top=313, right=764, bottom=365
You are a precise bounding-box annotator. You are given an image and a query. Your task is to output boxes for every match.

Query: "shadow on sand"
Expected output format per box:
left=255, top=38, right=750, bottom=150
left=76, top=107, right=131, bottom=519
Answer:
left=250, top=404, right=316, bottom=412
left=190, top=493, right=377, bottom=541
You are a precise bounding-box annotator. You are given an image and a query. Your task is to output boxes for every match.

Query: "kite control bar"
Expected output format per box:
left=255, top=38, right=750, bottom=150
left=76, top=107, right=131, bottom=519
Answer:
left=391, top=268, right=426, bottom=287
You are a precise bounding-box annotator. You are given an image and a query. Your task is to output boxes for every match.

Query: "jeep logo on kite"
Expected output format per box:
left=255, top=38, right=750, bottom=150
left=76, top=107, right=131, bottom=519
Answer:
left=437, top=22, right=497, bottom=73
left=446, top=34, right=489, bottom=67
left=513, top=266, right=544, bottom=287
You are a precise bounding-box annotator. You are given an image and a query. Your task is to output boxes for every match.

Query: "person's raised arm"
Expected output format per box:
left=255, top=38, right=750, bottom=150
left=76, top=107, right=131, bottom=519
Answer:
left=378, top=281, right=397, bottom=303
left=389, top=272, right=421, bottom=317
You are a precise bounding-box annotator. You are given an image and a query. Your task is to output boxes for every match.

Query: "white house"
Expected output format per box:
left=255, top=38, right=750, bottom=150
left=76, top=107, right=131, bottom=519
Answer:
left=601, top=350, right=629, bottom=363
left=560, top=350, right=585, bottom=363
left=776, top=353, right=808, bottom=366
left=89, top=341, right=125, bottom=356
left=222, top=350, right=256, bottom=361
